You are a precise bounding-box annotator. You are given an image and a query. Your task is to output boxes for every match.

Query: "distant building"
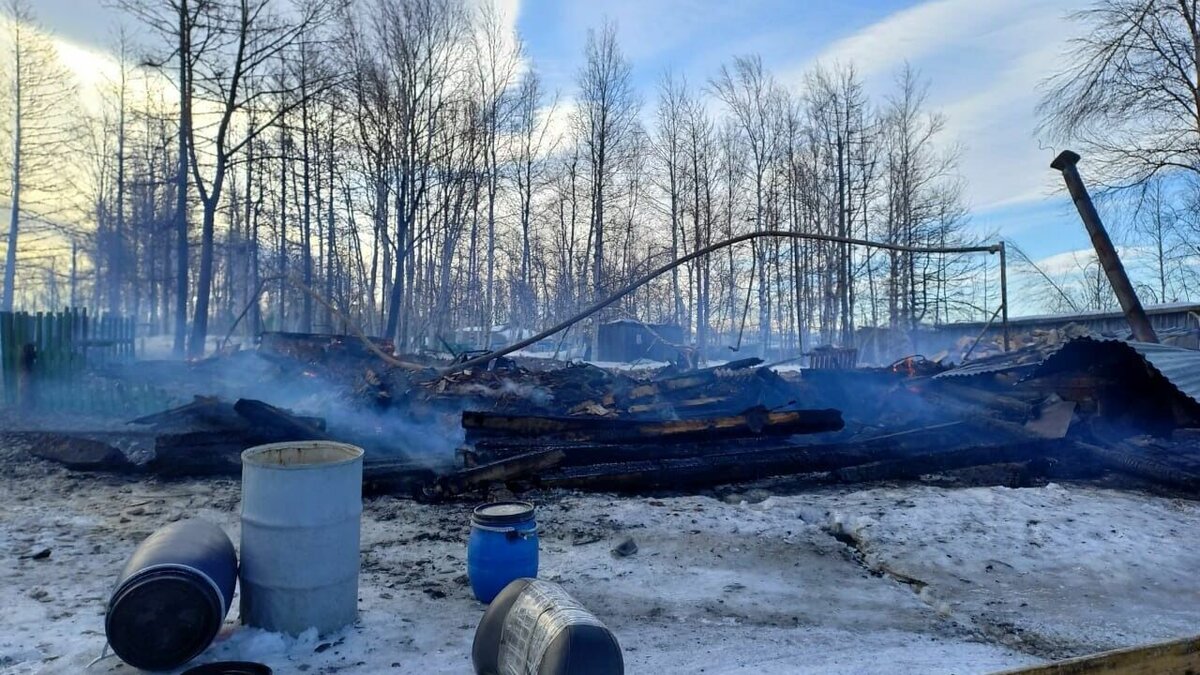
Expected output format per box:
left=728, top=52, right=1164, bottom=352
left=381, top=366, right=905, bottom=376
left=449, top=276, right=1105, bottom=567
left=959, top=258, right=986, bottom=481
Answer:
left=854, top=302, right=1200, bottom=365
left=435, top=324, right=539, bottom=353
left=596, top=320, right=685, bottom=363
left=897, top=302, right=1200, bottom=364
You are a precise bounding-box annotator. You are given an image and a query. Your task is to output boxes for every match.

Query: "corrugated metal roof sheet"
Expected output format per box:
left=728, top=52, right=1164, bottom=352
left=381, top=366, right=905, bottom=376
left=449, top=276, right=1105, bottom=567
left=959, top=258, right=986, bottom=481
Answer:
left=934, top=333, right=1200, bottom=399
left=933, top=345, right=1058, bottom=380
left=1030, top=337, right=1200, bottom=406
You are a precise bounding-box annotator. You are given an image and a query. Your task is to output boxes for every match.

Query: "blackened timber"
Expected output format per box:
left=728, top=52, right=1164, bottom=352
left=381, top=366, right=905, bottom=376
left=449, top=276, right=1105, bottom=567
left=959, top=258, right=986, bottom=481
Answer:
left=1086, top=441, right=1200, bottom=490
left=536, top=442, right=904, bottom=491
left=623, top=358, right=763, bottom=402
left=923, top=381, right=1036, bottom=419
left=832, top=441, right=1067, bottom=483
left=20, top=432, right=133, bottom=471
left=538, top=439, right=1069, bottom=492
left=539, top=450, right=834, bottom=491
left=625, top=396, right=727, bottom=416
left=467, top=422, right=970, bottom=467
left=150, top=430, right=256, bottom=475
left=431, top=449, right=567, bottom=498
left=462, top=405, right=843, bottom=443
left=130, top=396, right=237, bottom=429
left=362, top=460, right=439, bottom=497
left=234, top=398, right=332, bottom=441
left=472, top=437, right=894, bottom=468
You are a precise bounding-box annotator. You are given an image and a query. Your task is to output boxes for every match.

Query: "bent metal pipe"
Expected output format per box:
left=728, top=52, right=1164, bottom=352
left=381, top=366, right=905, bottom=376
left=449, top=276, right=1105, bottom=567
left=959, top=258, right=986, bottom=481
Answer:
left=446, top=230, right=1008, bottom=375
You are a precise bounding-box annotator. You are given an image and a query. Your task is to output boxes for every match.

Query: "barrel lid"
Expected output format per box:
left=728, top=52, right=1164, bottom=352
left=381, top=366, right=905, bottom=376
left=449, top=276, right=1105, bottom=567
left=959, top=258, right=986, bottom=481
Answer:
left=106, top=569, right=224, bottom=671
left=472, top=501, right=535, bottom=525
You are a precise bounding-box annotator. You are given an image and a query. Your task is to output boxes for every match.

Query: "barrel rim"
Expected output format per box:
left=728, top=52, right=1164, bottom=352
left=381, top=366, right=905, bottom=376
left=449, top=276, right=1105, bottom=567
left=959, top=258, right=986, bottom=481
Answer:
left=242, top=441, right=364, bottom=470
left=181, top=662, right=273, bottom=675
left=472, top=500, right=536, bottom=525
left=106, top=568, right=224, bottom=670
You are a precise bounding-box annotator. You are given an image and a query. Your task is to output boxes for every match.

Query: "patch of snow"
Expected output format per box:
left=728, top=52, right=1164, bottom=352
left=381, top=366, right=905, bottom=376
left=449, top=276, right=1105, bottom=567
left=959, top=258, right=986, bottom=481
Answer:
left=4, top=449, right=1200, bottom=673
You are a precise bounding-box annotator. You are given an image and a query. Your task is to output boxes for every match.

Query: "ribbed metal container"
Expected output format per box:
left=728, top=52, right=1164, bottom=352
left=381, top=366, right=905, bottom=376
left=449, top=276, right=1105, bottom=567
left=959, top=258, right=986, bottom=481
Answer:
left=239, top=441, right=363, bottom=636
left=472, top=578, right=623, bottom=675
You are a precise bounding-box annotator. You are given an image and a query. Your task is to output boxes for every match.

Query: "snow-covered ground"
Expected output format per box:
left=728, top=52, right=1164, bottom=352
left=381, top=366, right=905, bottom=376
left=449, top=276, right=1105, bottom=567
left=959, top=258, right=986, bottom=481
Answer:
left=3, top=440, right=1200, bottom=674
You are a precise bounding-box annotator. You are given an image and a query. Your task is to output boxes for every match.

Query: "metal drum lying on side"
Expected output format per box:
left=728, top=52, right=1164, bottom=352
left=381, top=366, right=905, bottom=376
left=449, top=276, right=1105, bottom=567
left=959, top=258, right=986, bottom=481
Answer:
left=106, top=520, right=237, bottom=672
left=472, top=578, right=624, bottom=675
left=239, top=441, right=363, bottom=636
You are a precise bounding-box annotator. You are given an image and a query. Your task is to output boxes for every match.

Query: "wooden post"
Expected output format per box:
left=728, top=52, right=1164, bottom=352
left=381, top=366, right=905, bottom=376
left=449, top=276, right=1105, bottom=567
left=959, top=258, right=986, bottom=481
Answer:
left=998, top=242, right=1010, bottom=351
left=0, top=312, right=13, bottom=405
left=17, top=341, right=34, bottom=411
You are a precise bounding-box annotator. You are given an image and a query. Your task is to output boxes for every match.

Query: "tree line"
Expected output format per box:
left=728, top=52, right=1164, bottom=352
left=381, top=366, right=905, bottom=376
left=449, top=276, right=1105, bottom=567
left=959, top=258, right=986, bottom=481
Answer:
left=3, top=0, right=1020, bottom=359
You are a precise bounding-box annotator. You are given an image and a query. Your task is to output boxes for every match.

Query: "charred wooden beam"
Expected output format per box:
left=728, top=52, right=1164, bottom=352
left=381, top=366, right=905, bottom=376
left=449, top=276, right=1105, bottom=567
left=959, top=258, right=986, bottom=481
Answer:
left=148, top=430, right=260, bottom=476
left=831, top=441, right=1067, bottom=483
left=18, top=432, right=134, bottom=471
left=362, top=460, right=439, bottom=497
left=536, top=441, right=900, bottom=492
left=462, top=405, right=843, bottom=443
left=622, top=358, right=763, bottom=402
left=1085, top=441, right=1200, bottom=490
left=428, top=449, right=566, bottom=499
left=538, top=439, right=1071, bottom=493
left=234, top=398, right=332, bottom=442
left=467, top=421, right=971, bottom=467
left=924, top=381, right=1036, bottom=419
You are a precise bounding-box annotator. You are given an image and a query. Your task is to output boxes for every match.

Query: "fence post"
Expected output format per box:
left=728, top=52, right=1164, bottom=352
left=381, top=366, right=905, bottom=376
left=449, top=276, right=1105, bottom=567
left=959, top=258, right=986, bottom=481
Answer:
left=0, top=312, right=12, bottom=406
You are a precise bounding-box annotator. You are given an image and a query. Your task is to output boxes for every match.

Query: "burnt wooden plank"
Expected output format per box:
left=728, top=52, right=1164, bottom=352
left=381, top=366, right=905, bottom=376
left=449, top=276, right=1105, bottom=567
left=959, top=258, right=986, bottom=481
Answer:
left=234, top=398, right=332, bottom=441
left=430, top=449, right=566, bottom=498
left=993, top=633, right=1200, bottom=674
left=462, top=405, right=843, bottom=443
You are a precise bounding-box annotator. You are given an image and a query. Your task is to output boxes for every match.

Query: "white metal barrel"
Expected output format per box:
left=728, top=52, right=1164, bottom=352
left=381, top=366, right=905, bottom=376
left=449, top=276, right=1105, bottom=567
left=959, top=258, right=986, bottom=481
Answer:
left=240, top=441, right=363, bottom=636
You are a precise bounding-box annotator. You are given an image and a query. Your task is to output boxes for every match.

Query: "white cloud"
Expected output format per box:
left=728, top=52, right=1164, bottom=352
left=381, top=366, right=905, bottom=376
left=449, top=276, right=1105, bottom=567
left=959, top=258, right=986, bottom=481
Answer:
left=786, top=0, right=1089, bottom=212
left=1032, top=247, right=1096, bottom=277
left=809, top=0, right=1027, bottom=79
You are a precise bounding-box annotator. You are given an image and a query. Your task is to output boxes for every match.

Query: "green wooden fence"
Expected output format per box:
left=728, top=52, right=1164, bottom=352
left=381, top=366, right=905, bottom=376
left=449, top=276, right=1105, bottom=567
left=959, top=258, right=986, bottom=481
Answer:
left=0, top=309, right=143, bottom=411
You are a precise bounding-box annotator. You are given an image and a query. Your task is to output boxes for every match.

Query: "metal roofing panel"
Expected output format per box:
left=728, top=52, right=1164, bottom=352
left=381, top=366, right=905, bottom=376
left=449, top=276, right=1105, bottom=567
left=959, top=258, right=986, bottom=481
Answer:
left=1026, top=336, right=1200, bottom=406
left=934, top=335, right=1200, bottom=400
left=932, top=346, right=1057, bottom=379
left=1116, top=340, right=1200, bottom=405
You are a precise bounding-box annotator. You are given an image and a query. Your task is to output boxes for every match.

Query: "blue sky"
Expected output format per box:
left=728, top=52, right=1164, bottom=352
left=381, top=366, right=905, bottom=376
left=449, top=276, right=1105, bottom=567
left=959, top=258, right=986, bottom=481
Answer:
left=512, top=0, right=1098, bottom=267
left=42, top=0, right=1099, bottom=274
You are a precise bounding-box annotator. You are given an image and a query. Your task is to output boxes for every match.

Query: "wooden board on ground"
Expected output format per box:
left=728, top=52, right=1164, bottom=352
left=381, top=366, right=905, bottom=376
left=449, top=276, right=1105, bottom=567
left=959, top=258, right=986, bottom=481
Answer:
left=994, top=634, right=1200, bottom=674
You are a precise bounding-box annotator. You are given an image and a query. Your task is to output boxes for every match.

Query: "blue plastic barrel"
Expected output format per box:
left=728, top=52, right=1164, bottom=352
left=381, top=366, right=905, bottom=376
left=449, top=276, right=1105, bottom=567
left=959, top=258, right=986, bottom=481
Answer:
left=106, top=520, right=237, bottom=671
left=468, top=502, right=538, bottom=603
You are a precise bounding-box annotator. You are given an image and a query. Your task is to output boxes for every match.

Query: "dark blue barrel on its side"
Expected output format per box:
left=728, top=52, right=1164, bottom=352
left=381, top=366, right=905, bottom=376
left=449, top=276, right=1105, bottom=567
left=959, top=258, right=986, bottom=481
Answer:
left=467, top=502, right=538, bottom=603
left=106, top=520, right=238, bottom=672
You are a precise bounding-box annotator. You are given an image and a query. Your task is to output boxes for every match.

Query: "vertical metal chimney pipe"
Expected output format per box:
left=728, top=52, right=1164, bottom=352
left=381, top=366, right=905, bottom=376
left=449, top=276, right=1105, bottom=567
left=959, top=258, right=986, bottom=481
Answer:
left=1050, top=150, right=1158, bottom=343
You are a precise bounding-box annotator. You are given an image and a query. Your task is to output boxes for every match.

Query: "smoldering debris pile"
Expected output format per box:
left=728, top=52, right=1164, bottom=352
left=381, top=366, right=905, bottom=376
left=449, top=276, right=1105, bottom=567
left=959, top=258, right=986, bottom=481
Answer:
left=14, top=330, right=1200, bottom=501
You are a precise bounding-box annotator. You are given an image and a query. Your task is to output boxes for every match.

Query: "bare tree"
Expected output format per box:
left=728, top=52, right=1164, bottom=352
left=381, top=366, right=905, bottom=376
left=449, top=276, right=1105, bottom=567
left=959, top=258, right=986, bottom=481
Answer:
left=574, top=20, right=638, bottom=355
left=1039, top=0, right=1200, bottom=187
left=710, top=55, right=783, bottom=356
left=373, top=0, right=469, bottom=348
left=0, top=0, right=78, bottom=312
left=472, top=1, right=520, bottom=345
left=509, top=69, right=556, bottom=331
left=654, top=70, right=688, bottom=333
left=188, top=1, right=339, bottom=354
left=683, top=90, right=716, bottom=357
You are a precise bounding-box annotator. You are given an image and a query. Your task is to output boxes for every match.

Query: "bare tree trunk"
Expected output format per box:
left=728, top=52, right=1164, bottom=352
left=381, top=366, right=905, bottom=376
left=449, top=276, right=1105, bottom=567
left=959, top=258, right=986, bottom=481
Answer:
left=173, top=0, right=191, bottom=355
left=3, top=63, right=20, bottom=312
